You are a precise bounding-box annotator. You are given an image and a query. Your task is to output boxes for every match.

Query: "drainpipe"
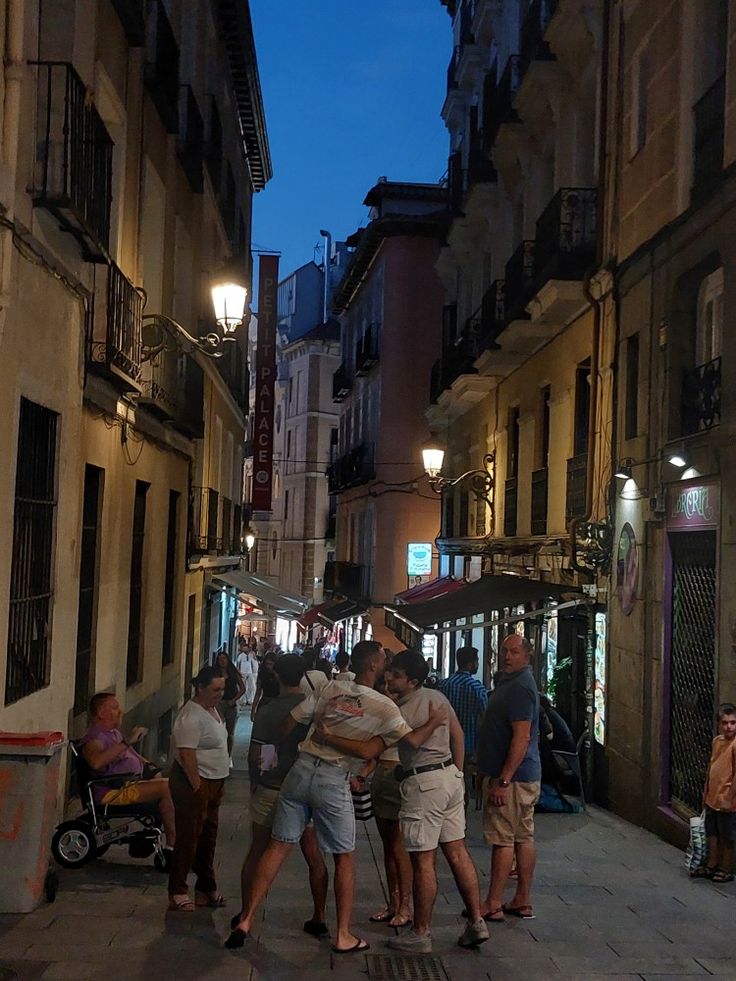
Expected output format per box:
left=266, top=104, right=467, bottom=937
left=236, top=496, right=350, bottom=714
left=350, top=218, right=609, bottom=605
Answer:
left=0, top=0, right=25, bottom=344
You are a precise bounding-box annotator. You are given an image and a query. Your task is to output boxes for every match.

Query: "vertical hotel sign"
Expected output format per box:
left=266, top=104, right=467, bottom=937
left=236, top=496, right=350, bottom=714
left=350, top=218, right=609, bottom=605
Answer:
left=252, top=254, right=279, bottom=510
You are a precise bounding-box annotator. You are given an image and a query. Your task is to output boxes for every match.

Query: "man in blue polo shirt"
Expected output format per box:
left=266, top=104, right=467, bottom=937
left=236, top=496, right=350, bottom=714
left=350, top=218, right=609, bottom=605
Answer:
left=439, top=646, right=488, bottom=798
left=476, top=634, right=540, bottom=921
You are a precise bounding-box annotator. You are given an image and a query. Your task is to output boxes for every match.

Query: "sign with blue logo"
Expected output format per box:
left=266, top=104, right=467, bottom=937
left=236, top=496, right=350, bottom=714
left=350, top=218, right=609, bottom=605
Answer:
left=406, top=542, right=432, bottom=577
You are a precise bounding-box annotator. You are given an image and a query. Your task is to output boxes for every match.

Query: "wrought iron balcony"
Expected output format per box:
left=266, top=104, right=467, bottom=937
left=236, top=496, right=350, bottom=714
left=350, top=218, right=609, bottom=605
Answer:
left=355, top=324, right=380, bottom=375
left=189, top=486, right=221, bottom=555
left=145, top=0, right=180, bottom=134
left=88, top=262, right=143, bottom=389
left=504, top=240, right=536, bottom=322
left=533, top=187, right=597, bottom=289
left=177, top=85, right=204, bottom=193
left=332, top=363, right=353, bottom=402
left=327, top=443, right=376, bottom=493
left=173, top=358, right=205, bottom=439
left=531, top=467, right=548, bottom=535
left=682, top=357, right=721, bottom=435
left=32, top=61, right=113, bottom=259
left=519, top=0, right=557, bottom=81
left=504, top=477, right=518, bottom=536
left=484, top=56, right=520, bottom=150
left=111, top=0, right=146, bottom=45
left=565, top=454, right=587, bottom=521
left=139, top=347, right=178, bottom=421
left=692, top=74, right=726, bottom=195
left=448, top=150, right=465, bottom=215
left=477, top=280, right=506, bottom=348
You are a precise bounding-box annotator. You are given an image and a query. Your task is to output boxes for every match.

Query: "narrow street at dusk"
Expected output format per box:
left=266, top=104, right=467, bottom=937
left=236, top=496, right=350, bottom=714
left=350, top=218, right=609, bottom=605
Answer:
left=2, top=719, right=736, bottom=981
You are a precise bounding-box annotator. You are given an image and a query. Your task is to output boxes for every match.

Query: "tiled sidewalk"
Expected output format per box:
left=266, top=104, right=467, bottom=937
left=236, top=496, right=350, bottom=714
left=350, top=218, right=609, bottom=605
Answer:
left=1, top=714, right=734, bottom=980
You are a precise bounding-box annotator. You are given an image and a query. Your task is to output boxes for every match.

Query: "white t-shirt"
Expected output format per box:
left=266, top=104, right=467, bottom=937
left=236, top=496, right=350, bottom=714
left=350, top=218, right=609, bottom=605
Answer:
left=172, top=700, right=230, bottom=779
left=299, top=669, right=330, bottom=696
left=237, top=652, right=257, bottom=677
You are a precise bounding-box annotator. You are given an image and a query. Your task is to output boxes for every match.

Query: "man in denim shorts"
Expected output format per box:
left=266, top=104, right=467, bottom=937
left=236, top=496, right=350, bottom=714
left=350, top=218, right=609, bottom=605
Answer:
left=227, top=641, right=445, bottom=955
left=476, top=634, right=541, bottom=921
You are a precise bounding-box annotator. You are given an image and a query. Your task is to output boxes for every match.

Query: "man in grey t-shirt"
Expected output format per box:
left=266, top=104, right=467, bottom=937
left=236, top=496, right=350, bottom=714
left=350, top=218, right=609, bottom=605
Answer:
left=476, top=634, right=541, bottom=921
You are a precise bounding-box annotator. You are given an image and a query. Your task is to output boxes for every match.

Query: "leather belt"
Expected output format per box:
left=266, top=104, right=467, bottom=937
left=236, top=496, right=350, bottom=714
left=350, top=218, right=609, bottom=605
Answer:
left=400, top=759, right=454, bottom=781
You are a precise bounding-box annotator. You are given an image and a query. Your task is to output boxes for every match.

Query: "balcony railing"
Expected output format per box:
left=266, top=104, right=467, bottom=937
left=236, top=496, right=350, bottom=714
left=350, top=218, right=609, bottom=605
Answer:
left=504, top=239, right=536, bottom=322
left=692, top=74, right=726, bottom=194
left=531, top=467, right=548, bottom=535
left=88, top=261, right=143, bottom=389
left=145, top=0, right=180, bottom=134
left=140, top=348, right=178, bottom=420
left=484, top=55, right=520, bottom=150
left=448, top=149, right=465, bottom=214
left=327, top=443, right=376, bottom=493
left=504, top=477, right=518, bottom=536
left=32, top=61, right=113, bottom=259
left=519, top=0, right=557, bottom=81
left=324, top=561, right=368, bottom=601
left=175, top=358, right=205, bottom=439
left=355, top=324, right=380, bottom=375
left=565, top=454, right=587, bottom=521
left=189, top=487, right=244, bottom=558
left=447, top=45, right=461, bottom=92
left=682, top=357, right=721, bottom=435
left=332, top=363, right=353, bottom=402
left=533, top=187, right=597, bottom=289
left=477, top=279, right=506, bottom=348
left=111, top=0, right=146, bottom=45
left=177, top=85, right=204, bottom=193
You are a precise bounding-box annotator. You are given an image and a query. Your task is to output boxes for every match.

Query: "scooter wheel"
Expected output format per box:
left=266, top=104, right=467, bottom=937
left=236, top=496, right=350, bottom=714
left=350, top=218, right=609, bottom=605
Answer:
left=51, top=821, right=96, bottom=868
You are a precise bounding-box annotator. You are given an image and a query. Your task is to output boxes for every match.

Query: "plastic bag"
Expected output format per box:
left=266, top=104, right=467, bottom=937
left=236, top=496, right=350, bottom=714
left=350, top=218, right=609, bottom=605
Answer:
left=686, top=810, right=707, bottom=874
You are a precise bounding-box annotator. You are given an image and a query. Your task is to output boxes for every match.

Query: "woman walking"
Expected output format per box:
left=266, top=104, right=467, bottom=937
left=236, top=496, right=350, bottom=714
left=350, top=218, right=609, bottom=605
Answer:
left=168, top=665, right=229, bottom=912
left=216, top=650, right=246, bottom=763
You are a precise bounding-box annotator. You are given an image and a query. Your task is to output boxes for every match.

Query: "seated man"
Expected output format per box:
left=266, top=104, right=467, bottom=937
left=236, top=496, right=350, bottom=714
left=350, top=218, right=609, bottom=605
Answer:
left=80, top=692, right=175, bottom=848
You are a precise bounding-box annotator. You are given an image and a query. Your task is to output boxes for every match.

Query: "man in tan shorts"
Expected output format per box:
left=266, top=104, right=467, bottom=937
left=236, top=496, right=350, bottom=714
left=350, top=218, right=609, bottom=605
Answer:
left=476, top=634, right=541, bottom=920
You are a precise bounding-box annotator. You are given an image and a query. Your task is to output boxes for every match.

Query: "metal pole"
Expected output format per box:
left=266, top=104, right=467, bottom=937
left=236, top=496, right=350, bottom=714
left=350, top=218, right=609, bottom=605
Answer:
left=319, top=229, right=332, bottom=323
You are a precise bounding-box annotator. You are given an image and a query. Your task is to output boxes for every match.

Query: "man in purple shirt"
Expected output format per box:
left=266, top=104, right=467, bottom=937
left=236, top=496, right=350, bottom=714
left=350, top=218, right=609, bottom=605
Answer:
left=80, top=692, right=175, bottom=847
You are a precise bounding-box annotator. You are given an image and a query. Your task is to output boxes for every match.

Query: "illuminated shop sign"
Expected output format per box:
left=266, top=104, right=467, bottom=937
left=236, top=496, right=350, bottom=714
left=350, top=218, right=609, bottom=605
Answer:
left=667, top=481, right=719, bottom=530
left=406, top=542, right=432, bottom=577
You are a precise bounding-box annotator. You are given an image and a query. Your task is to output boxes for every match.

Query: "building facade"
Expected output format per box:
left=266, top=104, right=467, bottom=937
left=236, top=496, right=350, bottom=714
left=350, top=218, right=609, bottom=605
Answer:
left=427, top=0, right=610, bottom=730
left=0, top=0, right=269, bottom=764
left=329, top=179, right=446, bottom=650
left=603, top=0, right=736, bottom=842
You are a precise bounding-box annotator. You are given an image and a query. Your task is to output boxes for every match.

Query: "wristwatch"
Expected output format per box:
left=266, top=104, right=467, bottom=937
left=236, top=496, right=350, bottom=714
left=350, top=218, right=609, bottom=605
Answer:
left=498, top=778, right=510, bottom=788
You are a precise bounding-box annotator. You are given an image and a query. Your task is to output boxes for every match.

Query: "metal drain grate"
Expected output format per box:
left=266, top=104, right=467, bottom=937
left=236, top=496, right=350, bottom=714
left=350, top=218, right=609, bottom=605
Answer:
left=366, top=954, right=449, bottom=981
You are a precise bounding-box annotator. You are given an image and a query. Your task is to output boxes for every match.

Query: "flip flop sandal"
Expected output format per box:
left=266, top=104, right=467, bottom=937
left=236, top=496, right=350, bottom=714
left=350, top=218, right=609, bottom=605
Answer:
left=389, top=912, right=413, bottom=927
left=691, top=866, right=717, bottom=878
left=303, top=919, right=329, bottom=937
left=332, top=939, right=370, bottom=954
left=196, top=891, right=226, bottom=908
left=369, top=907, right=396, bottom=923
left=711, top=869, right=734, bottom=883
left=168, top=895, right=195, bottom=912
left=483, top=909, right=505, bottom=922
left=502, top=904, right=535, bottom=919
left=224, top=927, right=251, bottom=949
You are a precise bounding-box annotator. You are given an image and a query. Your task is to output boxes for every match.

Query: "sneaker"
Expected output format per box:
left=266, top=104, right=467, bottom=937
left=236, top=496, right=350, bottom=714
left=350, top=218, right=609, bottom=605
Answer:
left=387, top=930, right=432, bottom=953
left=458, top=918, right=490, bottom=948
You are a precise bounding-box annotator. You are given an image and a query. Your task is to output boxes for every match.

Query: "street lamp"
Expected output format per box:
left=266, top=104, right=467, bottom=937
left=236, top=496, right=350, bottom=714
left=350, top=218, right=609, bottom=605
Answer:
left=243, top=524, right=256, bottom=552
left=141, top=258, right=249, bottom=361
left=421, top=444, right=495, bottom=511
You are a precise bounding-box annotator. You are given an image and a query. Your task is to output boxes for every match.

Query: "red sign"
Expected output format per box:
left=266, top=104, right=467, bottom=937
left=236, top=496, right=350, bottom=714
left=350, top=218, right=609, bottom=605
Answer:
left=667, top=480, right=720, bottom=530
left=252, top=254, right=279, bottom=511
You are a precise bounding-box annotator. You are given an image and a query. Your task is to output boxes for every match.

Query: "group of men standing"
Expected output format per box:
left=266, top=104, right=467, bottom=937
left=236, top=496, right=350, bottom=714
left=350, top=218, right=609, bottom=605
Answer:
left=227, top=632, right=541, bottom=955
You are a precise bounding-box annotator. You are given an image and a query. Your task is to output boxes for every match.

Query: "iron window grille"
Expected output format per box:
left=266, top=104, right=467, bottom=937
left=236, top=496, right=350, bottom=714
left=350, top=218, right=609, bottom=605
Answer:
left=531, top=467, right=548, bottom=535
left=504, top=477, right=518, bottom=536
left=5, top=399, right=59, bottom=706
left=88, top=261, right=144, bottom=388
left=681, top=356, right=721, bottom=435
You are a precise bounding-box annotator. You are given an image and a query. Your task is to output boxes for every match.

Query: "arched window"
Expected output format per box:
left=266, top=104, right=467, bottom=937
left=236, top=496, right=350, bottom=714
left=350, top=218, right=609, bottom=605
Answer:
left=695, top=267, right=723, bottom=366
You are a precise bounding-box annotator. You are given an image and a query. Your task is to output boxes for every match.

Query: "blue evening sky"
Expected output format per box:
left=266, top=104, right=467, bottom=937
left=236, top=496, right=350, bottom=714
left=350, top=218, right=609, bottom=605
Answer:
left=250, top=1, right=451, bottom=285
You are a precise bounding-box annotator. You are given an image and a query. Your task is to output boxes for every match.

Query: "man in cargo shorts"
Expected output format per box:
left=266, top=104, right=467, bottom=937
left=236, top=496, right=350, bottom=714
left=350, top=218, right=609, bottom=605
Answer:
left=476, top=634, right=541, bottom=921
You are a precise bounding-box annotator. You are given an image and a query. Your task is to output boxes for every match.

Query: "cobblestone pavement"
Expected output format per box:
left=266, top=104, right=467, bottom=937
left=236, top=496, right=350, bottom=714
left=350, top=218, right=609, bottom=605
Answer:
left=1, top=715, right=734, bottom=980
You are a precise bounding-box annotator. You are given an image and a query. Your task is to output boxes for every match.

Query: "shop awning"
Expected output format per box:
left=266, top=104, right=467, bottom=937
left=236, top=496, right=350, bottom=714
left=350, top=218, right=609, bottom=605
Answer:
left=297, top=600, right=344, bottom=629
left=394, top=575, right=466, bottom=605
left=385, top=574, right=583, bottom=636
left=317, top=599, right=367, bottom=627
left=212, top=571, right=309, bottom=617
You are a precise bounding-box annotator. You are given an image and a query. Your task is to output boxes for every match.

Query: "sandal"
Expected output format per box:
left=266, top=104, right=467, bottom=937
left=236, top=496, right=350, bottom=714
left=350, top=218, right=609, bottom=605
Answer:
left=168, top=894, right=195, bottom=912
left=483, top=908, right=505, bottom=922
left=711, top=869, right=734, bottom=883
left=388, top=911, right=412, bottom=927
left=691, top=866, right=717, bottom=879
left=369, top=907, right=396, bottom=923
left=502, top=903, right=535, bottom=919
left=195, top=891, right=226, bottom=908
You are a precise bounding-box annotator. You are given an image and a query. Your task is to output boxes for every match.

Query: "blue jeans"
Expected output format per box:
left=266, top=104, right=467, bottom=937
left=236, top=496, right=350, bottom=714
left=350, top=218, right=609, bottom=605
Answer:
left=272, top=753, right=355, bottom=853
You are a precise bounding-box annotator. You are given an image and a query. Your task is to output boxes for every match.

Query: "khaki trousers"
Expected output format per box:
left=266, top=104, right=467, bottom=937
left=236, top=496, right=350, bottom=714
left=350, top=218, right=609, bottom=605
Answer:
left=168, top=760, right=225, bottom=896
